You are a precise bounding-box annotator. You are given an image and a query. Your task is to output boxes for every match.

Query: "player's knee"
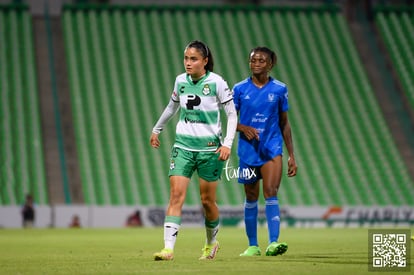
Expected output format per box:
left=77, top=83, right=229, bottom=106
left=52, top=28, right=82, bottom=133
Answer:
left=200, top=197, right=216, bottom=210
left=263, top=186, right=278, bottom=198
left=169, top=193, right=186, bottom=207
left=245, top=187, right=259, bottom=200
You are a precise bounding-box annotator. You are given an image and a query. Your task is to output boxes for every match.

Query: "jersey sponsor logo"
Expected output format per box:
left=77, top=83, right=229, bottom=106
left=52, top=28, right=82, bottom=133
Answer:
left=186, top=94, right=201, bottom=110
left=252, top=117, right=268, bottom=123
left=184, top=110, right=207, bottom=124
left=184, top=95, right=208, bottom=124
left=184, top=117, right=207, bottom=124
left=225, top=88, right=233, bottom=97
left=207, top=141, right=217, bottom=147
left=252, top=113, right=267, bottom=123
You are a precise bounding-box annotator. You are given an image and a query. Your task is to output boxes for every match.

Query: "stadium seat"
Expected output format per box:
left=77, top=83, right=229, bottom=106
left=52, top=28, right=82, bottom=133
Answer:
left=62, top=5, right=414, bottom=207
left=0, top=5, right=48, bottom=205
left=375, top=8, right=414, bottom=112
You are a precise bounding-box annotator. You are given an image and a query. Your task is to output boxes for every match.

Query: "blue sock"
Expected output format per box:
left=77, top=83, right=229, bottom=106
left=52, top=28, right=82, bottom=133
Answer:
left=244, top=199, right=258, bottom=246
left=265, top=197, right=280, bottom=243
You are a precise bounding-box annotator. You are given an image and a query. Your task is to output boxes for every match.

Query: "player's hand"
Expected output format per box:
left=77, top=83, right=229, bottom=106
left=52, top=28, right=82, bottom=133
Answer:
left=287, top=156, right=297, bottom=177
left=240, top=125, right=259, bottom=141
left=216, top=146, right=231, bottom=161
left=150, top=133, right=160, bottom=148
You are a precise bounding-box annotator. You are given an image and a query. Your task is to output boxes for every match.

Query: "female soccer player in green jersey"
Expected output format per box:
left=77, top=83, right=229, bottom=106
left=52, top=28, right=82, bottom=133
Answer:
left=150, top=40, right=237, bottom=261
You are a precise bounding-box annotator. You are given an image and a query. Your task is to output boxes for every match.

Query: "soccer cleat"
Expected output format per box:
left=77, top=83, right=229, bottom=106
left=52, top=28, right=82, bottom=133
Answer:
left=199, top=241, right=220, bottom=260
left=239, top=246, right=261, bottom=256
left=153, top=248, right=174, bottom=261
left=265, top=242, right=288, bottom=256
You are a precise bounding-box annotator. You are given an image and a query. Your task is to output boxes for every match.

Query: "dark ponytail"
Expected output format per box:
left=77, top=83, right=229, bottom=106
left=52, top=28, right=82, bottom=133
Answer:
left=186, top=40, right=214, bottom=72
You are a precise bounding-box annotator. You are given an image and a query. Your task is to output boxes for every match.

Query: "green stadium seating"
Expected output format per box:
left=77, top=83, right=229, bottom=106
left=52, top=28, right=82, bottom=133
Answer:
left=375, top=7, right=414, bottom=112
left=0, top=5, right=47, bottom=205
left=62, top=5, right=414, bottom=206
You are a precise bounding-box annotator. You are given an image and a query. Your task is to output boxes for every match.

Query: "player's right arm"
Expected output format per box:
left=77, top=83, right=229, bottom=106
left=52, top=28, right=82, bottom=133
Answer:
left=150, top=98, right=180, bottom=148
left=237, top=124, right=260, bottom=141
left=233, top=83, right=259, bottom=141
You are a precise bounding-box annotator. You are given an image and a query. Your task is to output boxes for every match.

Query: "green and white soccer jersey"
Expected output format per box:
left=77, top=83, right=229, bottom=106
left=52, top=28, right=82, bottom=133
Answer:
left=171, top=71, right=233, bottom=151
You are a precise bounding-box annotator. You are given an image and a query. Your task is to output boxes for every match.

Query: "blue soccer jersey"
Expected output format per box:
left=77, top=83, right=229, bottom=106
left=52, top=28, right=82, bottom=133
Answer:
left=233, top=77, right=289, bottom=166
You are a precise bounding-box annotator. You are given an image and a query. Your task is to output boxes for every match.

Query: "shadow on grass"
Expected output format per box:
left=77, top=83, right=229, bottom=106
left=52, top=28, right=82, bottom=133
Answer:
left=281, top=253, right=368, bottom=265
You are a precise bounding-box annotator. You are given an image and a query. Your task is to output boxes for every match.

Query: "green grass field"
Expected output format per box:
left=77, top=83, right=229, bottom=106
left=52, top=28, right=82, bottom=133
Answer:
left=0, top=227, right=412, bottom=275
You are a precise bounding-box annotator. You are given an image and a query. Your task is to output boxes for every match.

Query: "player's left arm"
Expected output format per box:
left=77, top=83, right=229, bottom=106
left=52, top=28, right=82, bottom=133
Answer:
left=217, top=99, right=237, bottom=161
left=279, top=111, right=298, bottom=177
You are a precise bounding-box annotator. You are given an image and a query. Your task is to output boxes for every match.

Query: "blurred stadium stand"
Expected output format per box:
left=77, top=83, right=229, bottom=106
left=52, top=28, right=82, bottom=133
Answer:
left=375, top=6, right=414, bottom=115
left=0, top=0, right=413, bottom=208
left=0, top=4, right=48, bottom=204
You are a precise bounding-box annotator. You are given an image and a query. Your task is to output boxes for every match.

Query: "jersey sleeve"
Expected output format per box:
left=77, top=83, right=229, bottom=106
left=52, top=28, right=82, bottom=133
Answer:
left=216, top=77, right=233, bottom=104
left=171, top=78, right=180, bottom=102
left=152, top=99, right=180, bottom=134
left=232, top=84, right=241, bottom=111
left=280, top=87, right=289, bottom=112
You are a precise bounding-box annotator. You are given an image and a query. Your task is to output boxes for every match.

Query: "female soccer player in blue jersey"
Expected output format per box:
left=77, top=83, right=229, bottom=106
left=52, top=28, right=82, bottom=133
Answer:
left=150, top=40, right=237, bottom=261
left=233, top=47, right=297, bottom=257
